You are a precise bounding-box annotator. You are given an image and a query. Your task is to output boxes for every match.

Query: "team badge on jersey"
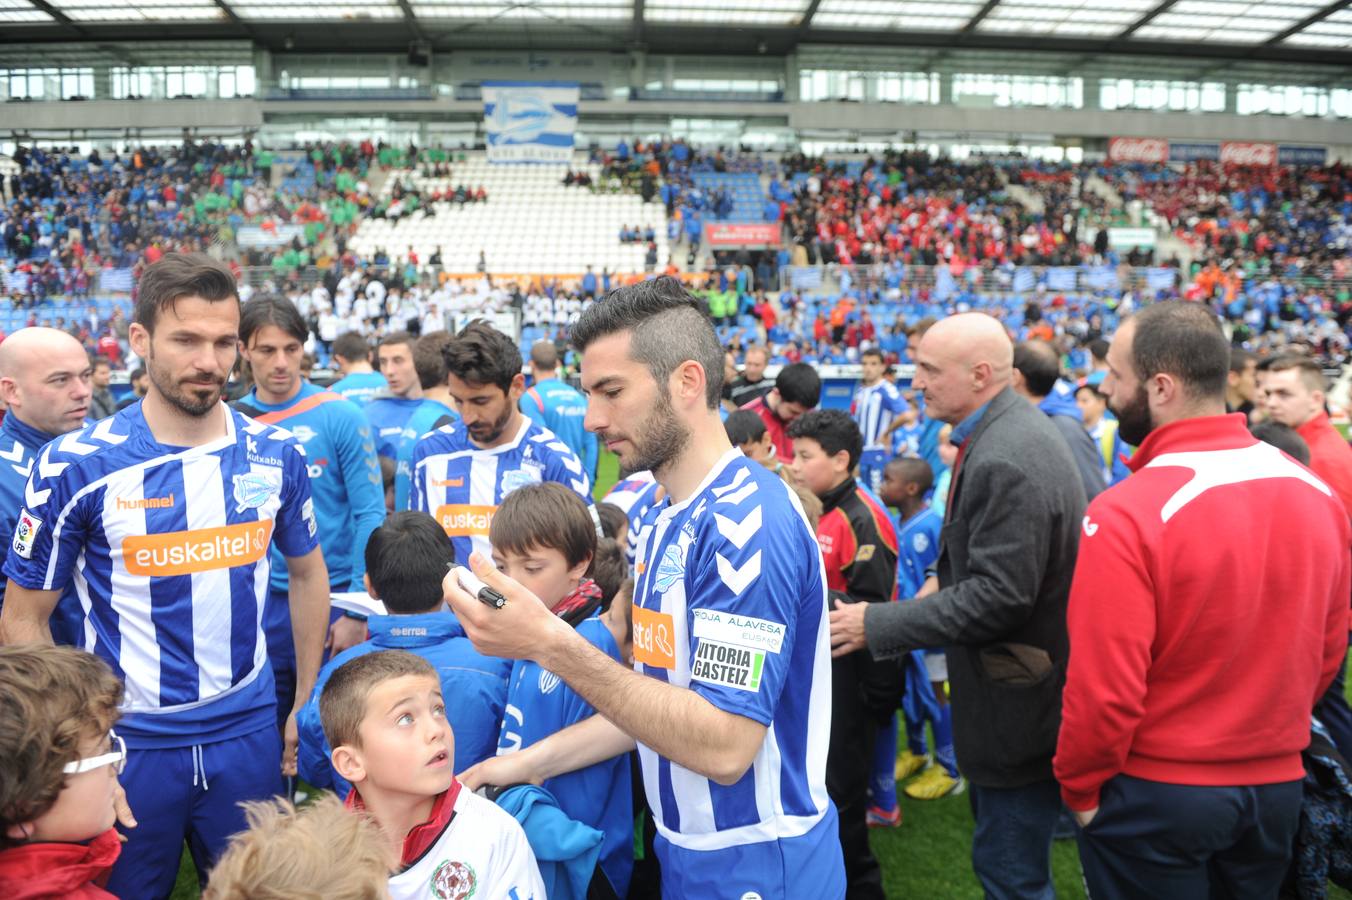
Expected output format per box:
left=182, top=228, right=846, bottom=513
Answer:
left=654, top=540, right=687, bottom=594
left=912, top=532, right=930, bottom=554
left=430, top=859, right=476, bottom=900
left=12, top=508, right=40, bottom=559
left=500, top=462, right=543, bottom=497
left=232, top=471, right=282, bottom=512
left=538, top=668, right=561, bottom=695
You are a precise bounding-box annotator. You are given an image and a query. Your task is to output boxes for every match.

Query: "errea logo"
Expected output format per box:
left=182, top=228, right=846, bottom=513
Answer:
left=1082, top=516, right=1099, bottom=537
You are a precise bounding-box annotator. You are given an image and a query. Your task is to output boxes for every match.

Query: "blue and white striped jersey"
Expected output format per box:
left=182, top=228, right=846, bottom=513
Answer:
left=410, top=417, right=593, bottom=565
left=631, top=449, right=836, bottom=870
left=2, top=404, right=319, bottom=747
left=851, top=381, right=909, bottom=451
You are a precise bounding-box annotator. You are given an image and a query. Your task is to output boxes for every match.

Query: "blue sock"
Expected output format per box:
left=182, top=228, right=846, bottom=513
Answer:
left=869, top=714, right=899, bottom=810
left=933, top=703, right=958, bottom=777
left=903, top=707, right=927, bottom=757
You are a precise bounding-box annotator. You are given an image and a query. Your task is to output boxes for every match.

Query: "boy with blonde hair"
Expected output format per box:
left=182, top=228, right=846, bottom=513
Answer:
left=321, top=650, right=544, bottom=899
left=205, top=795, right=392, bottom=900
left=0, top=645, right=127, bottom=898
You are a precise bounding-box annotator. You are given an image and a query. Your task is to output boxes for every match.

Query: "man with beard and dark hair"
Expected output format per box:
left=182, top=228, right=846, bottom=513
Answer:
left=0, top=253, right=331, bottom=897
left=1054, top=302, right=1351, bottom=900
left=444, top=276, right=846, bottom=899
left=411, top=319, right=595, bottom=567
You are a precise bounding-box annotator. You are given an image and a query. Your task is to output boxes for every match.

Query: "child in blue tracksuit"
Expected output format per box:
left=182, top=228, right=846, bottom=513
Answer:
left=469, top=482, right=635, bottom=898
left=297, top=512, right=512, bottom=797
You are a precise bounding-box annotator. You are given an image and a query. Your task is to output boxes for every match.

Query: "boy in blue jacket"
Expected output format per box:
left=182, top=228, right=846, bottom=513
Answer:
left=298, top=512, right=511, bottom=797
left=461, top=482, right=634, bottom=899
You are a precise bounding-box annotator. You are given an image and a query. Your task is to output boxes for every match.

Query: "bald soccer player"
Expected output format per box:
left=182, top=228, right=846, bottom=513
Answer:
left=830, top=313, right=1087, bottom=900
left=0, top=328, right=94, bottom=644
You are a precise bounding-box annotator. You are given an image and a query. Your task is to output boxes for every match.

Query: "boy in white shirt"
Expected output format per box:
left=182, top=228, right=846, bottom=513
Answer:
left=322, top=650, right=545, bottom=900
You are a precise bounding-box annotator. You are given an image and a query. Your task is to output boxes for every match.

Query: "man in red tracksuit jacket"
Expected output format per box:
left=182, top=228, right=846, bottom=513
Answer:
left=1055, top=302, right=1351, bottom=900
left=789, top=408, right=901, bottom=900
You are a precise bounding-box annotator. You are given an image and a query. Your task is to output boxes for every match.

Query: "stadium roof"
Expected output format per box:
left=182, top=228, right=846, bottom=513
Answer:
left=2, top=0, right=1351, bottom=69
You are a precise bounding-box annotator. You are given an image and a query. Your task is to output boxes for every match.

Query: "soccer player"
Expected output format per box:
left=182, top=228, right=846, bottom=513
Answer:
left=447, top=277, right=845, bottom=899
left=851, top=348, right=912, bottom=494
left=0, top=253, right=330, bottom=897
left=365, top=332, right=457, bottom=511
left=234, top=296, right=386, bottom=729
left=0, top=328, right=93, bottom=645
left=328, top=332, right=386, bottom=406
left=521, top=340, right=598, bottom=481
left=411, top=321, right=594, bottom=565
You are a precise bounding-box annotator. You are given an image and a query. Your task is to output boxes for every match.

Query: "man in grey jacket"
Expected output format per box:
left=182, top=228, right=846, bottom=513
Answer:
left=1012, top=339, right=1105, bottom=502
left=830, top=313, right=1087, bottom=900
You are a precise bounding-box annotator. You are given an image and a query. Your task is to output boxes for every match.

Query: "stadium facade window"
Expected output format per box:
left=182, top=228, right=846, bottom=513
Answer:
left=3, top=67, right=92, bottom=101
left=1098, top=78, right=1226, bottom=113
left=799, top=69, right=938, bottom=104
left=951, top=73, right=1082, bottom=109
left=1237, top=83, right=1335, bottom=117
left=111, top=65, right=256, bottom=100
left=669, top=78, right=780, bottom=94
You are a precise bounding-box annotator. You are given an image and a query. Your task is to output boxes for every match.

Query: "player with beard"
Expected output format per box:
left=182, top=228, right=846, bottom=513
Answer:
left=0, top=253, right=331, bottom=896
left=447, top=277, right=845, bottom=900
left=411, top=320, right=594, bottom=566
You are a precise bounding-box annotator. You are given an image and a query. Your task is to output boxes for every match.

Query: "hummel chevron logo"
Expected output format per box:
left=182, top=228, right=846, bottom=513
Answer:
left=570, top=478, right=588, bottom=494
left=37, top=447, right=66, bottom=480
left=90, top=419, right=127, bottom=445
left=715, top=549, right=762, bottom=595
left=714, top=505, right=761, bottom=550
left=717, top=481, right=758, bottom=506
left=58, top=432, right=98, bottom=456
left=0, top=441, right=23, bottom=464
left=711, top=466, right=749, bottom=498
left=559, top=453, right=582, bottom=475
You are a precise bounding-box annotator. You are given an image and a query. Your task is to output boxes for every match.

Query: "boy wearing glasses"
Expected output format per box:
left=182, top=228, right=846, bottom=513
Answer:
left=0, top=645, right=128, bottom=898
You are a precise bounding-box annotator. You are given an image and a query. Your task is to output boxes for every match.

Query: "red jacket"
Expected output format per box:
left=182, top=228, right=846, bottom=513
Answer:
left=741, top=395, right=794, bottom=464
left=0, top=828, right=120, bottom=899
left=1298, top=410, right=1352, bottom=519
left=1055, top=414, right=1351, bottom=811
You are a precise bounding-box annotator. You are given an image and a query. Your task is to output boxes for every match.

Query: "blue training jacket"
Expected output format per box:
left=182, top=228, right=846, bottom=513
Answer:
left=520, top=378, right=598, bottom=480
left=298, top=610, right=512, bottom=796
left=365, top=395, right=458, bottom=511
left=0, top=412, right=82, bottom=644
left=329, top=370, right=387, bottom=406
left=235, top=383, right=385, bottom=592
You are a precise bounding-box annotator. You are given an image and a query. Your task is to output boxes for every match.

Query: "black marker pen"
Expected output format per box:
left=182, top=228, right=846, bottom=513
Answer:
left=451, top=564, right=507, bottom=610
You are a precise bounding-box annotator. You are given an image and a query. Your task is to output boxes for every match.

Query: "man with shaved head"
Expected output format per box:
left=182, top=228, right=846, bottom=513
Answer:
left=0, top=327, right=93, bottom=644
left=830, top=312, right=1087, bottom=899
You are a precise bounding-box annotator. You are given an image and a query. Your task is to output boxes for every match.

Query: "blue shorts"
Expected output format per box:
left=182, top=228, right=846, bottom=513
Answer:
left=106, top=725, right=283, bottom=899
left=858, top=448, right=890, bottom=495
left=655, top=804, right=846, bottom=899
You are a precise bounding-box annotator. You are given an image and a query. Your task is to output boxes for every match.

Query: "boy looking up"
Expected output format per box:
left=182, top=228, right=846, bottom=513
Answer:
left=299, top=512, right=512, bottom=796
left=322, top=650, right=544, bottom=900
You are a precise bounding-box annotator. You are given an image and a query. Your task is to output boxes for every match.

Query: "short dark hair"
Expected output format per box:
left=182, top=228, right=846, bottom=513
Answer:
left=860, top=347, right=884, bottom=363
left=320, top=650, right=437, bottom=751
left=135, top=252, right=238, bottom=334
left=1127, top=302, right=1229, bottom=402
left=129, top=366, right=146, bottom=382
left=443, top=321, right=521, bottom=393
left=1013, top=340, right=1061, bottom=397
left=1264, top=354, right=1326, bottom=394
left=332, top=332, right=371, bottom=366
left=1088, top=338, right=1110, bottom=363
left=594, top=502, right=628, bottom=542
left=530, top=341, right=559, bottom=371
left=787, top=408, right=862, bottom=471
left=775, top=362, right=821, bottom=408
left=572, top=276, right=724, bottom=409
left=1229, top=347, right=1256, bottom=375
left=1075, top=382, right=1106, bottom=402
left=413, top=331, right=451, bottom=391
left=489, top=482, right=596, bottom=570
left=239, top=295, right=307, bottom=347
left=590, top=538, right=626, bottom=608
left=378, top=331, right=414, bottom=353
left=724, top=409, right=767, bottom=446
left=1249, top=420, right=1311, bottom=466
left=885, top=455, right=933, bottom=494
left=91, top=356, right=111, bottom=371
left=364, top=512, right=456, bottom=613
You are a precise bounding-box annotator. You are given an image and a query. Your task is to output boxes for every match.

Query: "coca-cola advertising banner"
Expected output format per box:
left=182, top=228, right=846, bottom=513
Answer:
left=1109, top=137, right=1326, bottom=167
left=705, top=223, right=782, bottom=247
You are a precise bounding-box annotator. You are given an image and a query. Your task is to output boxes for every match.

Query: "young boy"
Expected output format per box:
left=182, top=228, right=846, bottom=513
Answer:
left=299, top=512, right=512, bottom=797
left=205, top=795, right=392, bottom=899
left=322, top=650, right=545, bottom=899
left=1074, top=381, right=1132, bottom=486
left=876, top=458, right=962, bottom=805
left=484, top=482, right=635, bottom=897
left=787, top=408, right=900, bottom=898
left=0, top=645, right=127, bottom=899
left=726, top=408, right=824, bottom=528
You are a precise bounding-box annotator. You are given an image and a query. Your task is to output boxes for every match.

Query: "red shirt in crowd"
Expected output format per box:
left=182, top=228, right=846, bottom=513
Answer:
left=0, top=827, right=120, bottom=899
left=1055, top=414, right=1351, bottom=812
left=741, top=395, right=794, bottom=464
